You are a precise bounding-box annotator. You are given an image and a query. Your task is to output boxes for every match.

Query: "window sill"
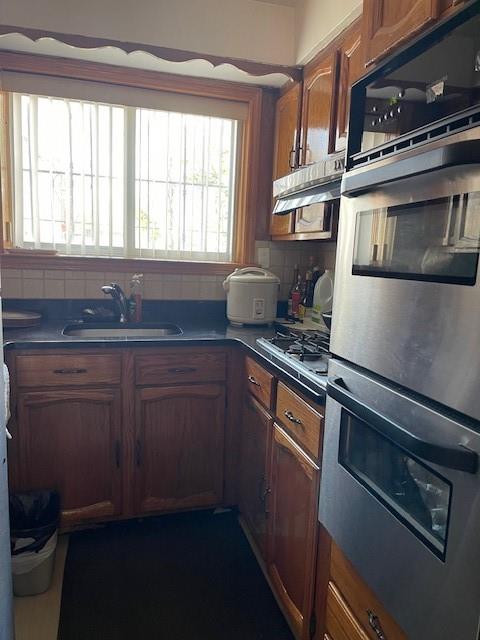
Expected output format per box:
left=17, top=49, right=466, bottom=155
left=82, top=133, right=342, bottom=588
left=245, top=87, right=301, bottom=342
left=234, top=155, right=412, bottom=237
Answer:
left=0, top=252, right=250, bottom=276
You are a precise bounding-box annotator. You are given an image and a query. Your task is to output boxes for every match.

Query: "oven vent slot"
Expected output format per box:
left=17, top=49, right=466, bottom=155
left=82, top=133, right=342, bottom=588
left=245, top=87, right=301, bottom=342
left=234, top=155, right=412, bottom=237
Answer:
left=351, top=106, right=480, bottom=169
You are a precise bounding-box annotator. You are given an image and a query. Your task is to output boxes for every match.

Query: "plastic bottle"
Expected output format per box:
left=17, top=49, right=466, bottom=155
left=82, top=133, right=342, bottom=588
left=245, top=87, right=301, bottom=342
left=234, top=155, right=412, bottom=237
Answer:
left=291, top=274, right=303, bottom=320
left=311, top=269, right=334, bottom=326
left=287, top=265, right=299, bottom=318
left=129, top=274, right=144, bottom=322
left=298, top=269, right=314, bottom=321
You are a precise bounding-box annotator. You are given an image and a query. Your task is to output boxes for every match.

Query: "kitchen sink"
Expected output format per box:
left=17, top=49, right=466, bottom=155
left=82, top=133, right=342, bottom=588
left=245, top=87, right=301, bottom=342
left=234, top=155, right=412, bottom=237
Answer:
left=62, top=323, right=183, bottom=338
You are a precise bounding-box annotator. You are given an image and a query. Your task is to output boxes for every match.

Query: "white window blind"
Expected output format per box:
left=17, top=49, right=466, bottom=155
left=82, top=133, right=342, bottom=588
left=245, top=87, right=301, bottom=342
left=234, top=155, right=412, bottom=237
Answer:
left=10, top=90, right=241, bottom=261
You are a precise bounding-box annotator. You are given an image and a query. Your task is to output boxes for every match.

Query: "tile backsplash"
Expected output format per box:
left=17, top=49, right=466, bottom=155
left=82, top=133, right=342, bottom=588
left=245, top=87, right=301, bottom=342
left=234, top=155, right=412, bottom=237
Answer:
left=1, top=241, right=337, bottom=301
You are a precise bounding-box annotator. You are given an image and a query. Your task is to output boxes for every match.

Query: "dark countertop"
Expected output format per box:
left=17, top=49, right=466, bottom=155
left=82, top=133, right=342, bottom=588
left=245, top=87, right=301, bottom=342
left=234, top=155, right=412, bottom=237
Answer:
left=3, top=318, right=326, bottom=405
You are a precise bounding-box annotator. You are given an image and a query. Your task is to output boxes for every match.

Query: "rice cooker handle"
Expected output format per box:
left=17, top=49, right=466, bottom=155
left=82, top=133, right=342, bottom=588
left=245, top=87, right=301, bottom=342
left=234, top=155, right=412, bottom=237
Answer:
left=233, top=267, right=269, bottom=277
left=222, top=267, right=269, bottom=292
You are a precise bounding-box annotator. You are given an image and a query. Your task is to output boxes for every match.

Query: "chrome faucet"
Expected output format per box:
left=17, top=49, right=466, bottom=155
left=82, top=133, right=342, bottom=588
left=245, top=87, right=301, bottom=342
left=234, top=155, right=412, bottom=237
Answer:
left=101, top=283, right=129, bottom=323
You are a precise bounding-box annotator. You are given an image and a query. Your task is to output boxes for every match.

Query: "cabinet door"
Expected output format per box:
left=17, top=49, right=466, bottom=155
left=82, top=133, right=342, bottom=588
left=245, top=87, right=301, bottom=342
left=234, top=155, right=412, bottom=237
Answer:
left=301, top=52, right=337, bottom=166
left=238, top=393, right=272, bottom=557
left=273, top=82, right=302, bottom=179
left=16, top=389, right=122, bottom=526
left=271, top=82, right=302, bottom=237
left=363, top=0, right=439, bottom=66
left=135, top=384, right=225, bottom=514
left=438, top=0, right=465, bottom=19
left=268, top=424, right=320, bottom=639
left=334, top=23, right=364, bottom=153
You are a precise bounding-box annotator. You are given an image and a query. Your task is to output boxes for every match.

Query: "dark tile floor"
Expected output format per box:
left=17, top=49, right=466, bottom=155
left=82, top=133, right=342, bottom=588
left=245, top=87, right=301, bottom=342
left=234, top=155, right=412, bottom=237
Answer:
left=58, top=509, right=294, bottom=640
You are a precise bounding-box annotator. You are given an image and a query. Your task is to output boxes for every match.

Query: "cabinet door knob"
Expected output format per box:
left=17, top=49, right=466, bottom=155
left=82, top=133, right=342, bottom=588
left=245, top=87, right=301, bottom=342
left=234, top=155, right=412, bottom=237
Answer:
left=367, top=610, right=387, bottom=640
left=248, top=375, right=260, bottom=386
left=284, top=410, right=302, bottom=426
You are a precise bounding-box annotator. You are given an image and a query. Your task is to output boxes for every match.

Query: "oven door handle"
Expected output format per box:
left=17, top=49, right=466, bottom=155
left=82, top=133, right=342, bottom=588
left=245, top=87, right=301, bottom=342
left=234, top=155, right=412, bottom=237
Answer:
left=342, top=139, right=480, bottom=196
left=327, top=377, right=478, bottom=474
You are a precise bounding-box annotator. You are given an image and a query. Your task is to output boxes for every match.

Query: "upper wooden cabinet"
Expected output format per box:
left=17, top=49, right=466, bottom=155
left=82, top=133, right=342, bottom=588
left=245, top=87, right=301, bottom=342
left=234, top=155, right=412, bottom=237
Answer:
left=362, top=0, right=439, bottom=66
left=334, top=22, right=364, bottom=153
left=270, top=18, right=362, bottom=240
left=273, top=82, right=303, bottom=180
left=301, top=52, right=337, bottom=166
left=271, top=82, right=302, bottom=238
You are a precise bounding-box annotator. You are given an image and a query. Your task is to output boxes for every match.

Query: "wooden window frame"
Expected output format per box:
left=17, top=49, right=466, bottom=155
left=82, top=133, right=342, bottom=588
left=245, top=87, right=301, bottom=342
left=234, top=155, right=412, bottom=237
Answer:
left=0, top=51, right=265, bottom=276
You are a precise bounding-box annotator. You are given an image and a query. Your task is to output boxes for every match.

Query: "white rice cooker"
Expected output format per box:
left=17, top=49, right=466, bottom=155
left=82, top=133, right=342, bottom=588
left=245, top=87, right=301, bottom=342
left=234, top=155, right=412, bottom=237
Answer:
left=223, top=267, right=280, bottom=326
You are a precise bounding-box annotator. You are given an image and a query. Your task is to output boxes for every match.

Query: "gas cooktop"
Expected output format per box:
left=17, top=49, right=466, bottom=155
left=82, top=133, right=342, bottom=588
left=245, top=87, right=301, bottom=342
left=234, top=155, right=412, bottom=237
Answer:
left=256, top=324, right=331, bottom=395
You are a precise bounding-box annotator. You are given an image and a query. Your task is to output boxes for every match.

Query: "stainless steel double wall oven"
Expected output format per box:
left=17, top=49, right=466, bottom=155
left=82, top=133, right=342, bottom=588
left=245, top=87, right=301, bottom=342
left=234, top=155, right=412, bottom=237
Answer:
left=319, top=3, right=480, bottom=639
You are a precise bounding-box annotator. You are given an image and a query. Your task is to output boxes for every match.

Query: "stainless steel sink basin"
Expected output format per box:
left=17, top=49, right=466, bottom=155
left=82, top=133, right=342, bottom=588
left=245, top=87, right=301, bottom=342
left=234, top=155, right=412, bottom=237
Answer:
left=63, top=323, right=183, bottom=338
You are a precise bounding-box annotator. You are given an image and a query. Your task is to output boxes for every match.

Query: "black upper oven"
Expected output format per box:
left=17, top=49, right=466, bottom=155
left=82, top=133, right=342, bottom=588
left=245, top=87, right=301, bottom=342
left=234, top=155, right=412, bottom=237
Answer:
left=346, top=0, right=480, bottom=172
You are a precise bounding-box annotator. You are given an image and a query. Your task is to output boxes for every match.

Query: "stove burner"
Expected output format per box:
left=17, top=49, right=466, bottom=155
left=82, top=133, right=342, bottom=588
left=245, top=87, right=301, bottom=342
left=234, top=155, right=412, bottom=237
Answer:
left=269, top=327, right=330, bottom=361
left=257, top=324, right=331, bottom=384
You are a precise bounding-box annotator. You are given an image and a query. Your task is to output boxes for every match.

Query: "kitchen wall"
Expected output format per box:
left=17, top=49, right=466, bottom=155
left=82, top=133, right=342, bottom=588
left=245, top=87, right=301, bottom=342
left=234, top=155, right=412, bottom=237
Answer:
left=295, top=0, right=362, bottom=64
left=1, top=241, right=336, bottom=302
left=0, top=0, right=296, bottom=67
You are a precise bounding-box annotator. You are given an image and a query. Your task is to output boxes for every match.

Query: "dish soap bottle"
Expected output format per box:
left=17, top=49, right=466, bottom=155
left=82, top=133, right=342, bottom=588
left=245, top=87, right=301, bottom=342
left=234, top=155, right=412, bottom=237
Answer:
left=129, top=274, right=144, bottom=322
left=311, top=269, right=334, bottom=326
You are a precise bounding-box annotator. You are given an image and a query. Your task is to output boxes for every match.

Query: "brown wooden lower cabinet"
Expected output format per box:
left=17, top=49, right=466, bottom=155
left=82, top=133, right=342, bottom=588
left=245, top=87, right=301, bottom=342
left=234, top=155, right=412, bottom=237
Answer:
left=268, top=423, right=320, bottom=640
left=325, top=582, right=369, bottom=640
left=238, top=393, right=272, bottom=557
left=134, top=384, right=225, bottom=514
left=15, top=388, right=122, bottom=527
left=313, top=527, right=407, bottom=640
left=7, top=347, right=228, bottom=527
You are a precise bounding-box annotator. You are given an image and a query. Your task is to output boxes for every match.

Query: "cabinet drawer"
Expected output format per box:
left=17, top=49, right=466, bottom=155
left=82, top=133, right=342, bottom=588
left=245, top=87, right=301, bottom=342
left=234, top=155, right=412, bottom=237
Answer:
left=330, top=542, right=407, bottom=640
left=135, top=351, right=226, bottom=385
left=15, top=353, right=121, bottom=388
left=275, top=382, right=323, bottom=458
left=245, top=356, right=275, bottom=408
left=326, top=582, right=369, bottom=640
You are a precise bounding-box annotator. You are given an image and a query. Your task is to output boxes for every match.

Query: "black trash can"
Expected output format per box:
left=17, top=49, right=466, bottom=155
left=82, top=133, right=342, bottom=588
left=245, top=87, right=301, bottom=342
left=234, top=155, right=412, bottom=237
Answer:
left=9, top=490, right=60, bottom=596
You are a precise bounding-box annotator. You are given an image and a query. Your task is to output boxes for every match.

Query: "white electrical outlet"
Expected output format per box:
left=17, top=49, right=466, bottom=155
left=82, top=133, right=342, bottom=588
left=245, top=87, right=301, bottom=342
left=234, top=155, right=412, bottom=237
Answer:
left=257, top=248, right=270, bottom=268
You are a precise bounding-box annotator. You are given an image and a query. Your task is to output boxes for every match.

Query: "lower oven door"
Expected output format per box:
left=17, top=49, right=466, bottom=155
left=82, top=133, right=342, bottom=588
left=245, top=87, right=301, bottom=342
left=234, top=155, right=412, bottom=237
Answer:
left=319, top=359, right=480, bottom=640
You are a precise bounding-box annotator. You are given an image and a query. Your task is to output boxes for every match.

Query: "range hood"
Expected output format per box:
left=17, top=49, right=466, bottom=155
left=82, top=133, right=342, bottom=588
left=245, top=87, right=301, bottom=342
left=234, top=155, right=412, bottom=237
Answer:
left=272, top=154, right=345, bottom=215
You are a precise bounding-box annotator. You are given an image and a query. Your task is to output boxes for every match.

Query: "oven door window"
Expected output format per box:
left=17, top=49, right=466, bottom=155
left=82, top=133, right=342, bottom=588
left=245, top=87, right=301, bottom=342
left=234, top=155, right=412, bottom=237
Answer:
left=353, top=192, right=480, bottom=284
left=339, top=409, right=452, bottom=559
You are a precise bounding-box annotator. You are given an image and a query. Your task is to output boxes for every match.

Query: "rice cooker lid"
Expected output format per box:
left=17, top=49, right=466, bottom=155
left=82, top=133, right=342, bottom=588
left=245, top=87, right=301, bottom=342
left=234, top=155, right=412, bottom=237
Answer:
left=224, top=267, right=280, bottom=286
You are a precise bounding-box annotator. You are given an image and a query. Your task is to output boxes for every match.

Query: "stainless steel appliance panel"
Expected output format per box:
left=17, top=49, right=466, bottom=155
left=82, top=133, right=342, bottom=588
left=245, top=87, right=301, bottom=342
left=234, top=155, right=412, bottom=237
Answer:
left=331, top=155, right=480, bottom=421
left=319, top=359, right=480, bottom=640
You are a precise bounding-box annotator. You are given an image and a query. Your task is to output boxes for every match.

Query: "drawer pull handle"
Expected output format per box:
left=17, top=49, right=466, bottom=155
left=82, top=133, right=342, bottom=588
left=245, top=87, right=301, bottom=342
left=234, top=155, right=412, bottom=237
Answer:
left=248, top=375, right=260, bottom=386
left=168, top=367, right=196, bottom=374
left=262, top=485, right=271, bottom=514
left=367, top=610, right=387, bottom=640
left=135, top=440, right=142, bottom=467
left=115, top=441, right=121, bottom=469
left=284, top=410, right=302, bottom=426
left=53, top=368, right=87, bottom=375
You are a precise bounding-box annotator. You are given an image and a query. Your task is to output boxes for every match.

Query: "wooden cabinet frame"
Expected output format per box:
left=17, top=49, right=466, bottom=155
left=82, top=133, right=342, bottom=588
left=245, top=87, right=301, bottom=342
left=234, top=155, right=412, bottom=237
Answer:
left=362, top=0, right=440, bottom=66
